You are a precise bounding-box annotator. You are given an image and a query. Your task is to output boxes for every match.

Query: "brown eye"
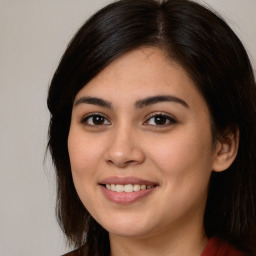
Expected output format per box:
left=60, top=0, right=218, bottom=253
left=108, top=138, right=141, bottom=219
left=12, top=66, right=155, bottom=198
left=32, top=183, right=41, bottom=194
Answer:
left=145, top=114, right=176, bottom=127
left=154, top=116, right=168, bottom=125
left=91, top=115, right=105, bottom=125
left=82, top=114, right=111, bottom=126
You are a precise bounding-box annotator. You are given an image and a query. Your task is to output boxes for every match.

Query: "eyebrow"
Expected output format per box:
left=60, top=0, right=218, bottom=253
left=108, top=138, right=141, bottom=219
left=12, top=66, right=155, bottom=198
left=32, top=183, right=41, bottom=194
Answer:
left=74, top=96, right=112, bottom=109
left=135, top=95, right=189, bottom=109
left=74, top=95, right=189, bottom=109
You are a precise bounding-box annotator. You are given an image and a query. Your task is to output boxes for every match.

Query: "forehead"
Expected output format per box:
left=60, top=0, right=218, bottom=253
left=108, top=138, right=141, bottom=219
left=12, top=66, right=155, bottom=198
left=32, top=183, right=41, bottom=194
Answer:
left=75, top=47, right=204, bottom=109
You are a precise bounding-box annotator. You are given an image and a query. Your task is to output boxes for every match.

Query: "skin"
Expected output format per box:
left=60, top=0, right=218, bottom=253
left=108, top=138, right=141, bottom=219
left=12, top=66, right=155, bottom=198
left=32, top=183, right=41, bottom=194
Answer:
left=68, top=47, right=237, bottom=256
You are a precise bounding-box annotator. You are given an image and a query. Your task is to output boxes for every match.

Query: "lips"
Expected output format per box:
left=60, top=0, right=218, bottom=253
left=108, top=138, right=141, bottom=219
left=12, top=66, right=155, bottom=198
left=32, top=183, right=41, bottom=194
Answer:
left=99, top=176, right=158, bottom=204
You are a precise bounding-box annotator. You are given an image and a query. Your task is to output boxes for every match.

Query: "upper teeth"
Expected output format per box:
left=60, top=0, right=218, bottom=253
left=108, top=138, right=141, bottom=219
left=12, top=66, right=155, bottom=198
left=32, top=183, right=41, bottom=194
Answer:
left=106, top=184, right=153, bottom=192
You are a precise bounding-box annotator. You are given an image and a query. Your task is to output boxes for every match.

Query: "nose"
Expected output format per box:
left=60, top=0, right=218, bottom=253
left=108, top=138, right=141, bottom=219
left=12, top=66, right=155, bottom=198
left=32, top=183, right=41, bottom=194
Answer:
left=104, top=125, right=145, bottom=168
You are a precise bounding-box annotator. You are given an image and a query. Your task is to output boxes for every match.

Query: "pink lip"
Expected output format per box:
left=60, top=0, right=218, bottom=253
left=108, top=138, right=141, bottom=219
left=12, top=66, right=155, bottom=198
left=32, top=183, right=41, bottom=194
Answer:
left=100, top=186, right=157, bottom=204
left=98, top=176, right=158, bottom=204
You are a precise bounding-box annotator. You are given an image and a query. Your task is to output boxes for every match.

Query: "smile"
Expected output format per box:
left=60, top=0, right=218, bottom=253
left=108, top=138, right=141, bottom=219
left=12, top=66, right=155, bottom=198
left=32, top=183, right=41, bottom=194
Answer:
left=105, top=184, right=153, bottom=192
left=99, top=177, right=158, bottom=204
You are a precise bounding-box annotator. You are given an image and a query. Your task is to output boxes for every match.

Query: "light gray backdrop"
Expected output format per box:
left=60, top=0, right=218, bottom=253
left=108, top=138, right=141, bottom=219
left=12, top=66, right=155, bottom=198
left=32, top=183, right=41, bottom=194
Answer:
left=0, top=0, right=255, bottom=255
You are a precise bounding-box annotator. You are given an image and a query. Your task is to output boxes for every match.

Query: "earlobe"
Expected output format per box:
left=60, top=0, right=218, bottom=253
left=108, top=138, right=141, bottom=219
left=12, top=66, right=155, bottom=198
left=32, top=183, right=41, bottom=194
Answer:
left=212, top=126, right=239, bottom=172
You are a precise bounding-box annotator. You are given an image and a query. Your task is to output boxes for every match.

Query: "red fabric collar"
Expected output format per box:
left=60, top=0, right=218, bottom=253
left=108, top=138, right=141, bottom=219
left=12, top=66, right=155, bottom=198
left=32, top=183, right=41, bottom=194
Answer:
left=201, top=237, right=246, bottom=256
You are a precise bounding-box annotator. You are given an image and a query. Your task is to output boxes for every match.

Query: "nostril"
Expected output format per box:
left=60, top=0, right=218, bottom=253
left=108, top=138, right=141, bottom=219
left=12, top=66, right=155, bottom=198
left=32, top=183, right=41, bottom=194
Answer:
left=104, top=142, right=145, bottom=167
left=106, top=159, right=137, bottom=168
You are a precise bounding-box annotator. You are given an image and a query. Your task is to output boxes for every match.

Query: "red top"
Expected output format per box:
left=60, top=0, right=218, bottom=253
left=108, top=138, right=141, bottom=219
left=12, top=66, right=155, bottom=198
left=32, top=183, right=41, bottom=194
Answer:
left=201, top=237, right=246, bottom=256
left=62, top=237, right=247, bottom=256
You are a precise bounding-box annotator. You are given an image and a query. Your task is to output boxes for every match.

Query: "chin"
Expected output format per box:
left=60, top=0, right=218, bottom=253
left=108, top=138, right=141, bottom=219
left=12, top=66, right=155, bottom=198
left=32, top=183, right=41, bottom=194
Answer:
left=99, top=215, right=154, bottom=238
left=107, top=226, right=151, bottom=238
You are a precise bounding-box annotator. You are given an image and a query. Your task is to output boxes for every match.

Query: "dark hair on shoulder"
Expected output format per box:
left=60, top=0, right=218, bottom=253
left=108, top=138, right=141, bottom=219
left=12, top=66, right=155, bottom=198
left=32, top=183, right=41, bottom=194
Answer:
left=47, top=0, right=256, bottom=255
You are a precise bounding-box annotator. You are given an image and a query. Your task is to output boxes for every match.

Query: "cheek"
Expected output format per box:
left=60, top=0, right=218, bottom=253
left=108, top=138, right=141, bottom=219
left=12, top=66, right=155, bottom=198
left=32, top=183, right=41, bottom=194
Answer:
left=67, top=130, right=104, bottom=213
left=68, top=130, right=103, bottom=177
left=67, top=130, right=103, bottom=212
left=149, top=126, right=214, bottom=186
left=149, top=129, right=213, bottom=218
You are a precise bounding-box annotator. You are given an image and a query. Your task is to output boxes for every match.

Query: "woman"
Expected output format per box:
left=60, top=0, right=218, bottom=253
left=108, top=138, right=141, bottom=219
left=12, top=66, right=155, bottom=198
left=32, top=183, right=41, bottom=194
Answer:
left=47, top=0, right=256, bottom=255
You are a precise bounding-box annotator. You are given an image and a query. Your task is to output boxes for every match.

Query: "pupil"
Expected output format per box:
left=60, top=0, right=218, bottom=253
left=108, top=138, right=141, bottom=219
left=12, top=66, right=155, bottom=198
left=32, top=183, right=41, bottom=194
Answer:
left=155, top=116, right=166, bottom=125
left=93, top=116, right=104, bottom=125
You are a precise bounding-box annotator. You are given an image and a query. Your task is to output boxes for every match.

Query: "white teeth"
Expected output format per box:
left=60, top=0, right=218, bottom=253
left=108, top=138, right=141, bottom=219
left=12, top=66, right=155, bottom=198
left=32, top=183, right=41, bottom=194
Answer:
left=141, top=185, right=146, bottom=190
left=115, top=184, right=124, bottom=192
left=124, top=184, right=133, bottom=192
left=105, top=184, right=154, bottom=192
left=133, top=184, right=141, bottom=191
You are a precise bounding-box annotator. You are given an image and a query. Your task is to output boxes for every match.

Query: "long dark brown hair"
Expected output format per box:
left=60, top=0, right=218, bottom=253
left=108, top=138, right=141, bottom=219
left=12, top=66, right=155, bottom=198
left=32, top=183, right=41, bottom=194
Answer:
left=47, top=0, right=256, bottom=255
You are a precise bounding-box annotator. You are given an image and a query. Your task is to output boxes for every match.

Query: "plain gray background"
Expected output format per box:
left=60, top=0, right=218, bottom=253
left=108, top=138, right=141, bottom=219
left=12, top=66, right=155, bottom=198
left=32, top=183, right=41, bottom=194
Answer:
left=0, top=1, right=255, bottom=255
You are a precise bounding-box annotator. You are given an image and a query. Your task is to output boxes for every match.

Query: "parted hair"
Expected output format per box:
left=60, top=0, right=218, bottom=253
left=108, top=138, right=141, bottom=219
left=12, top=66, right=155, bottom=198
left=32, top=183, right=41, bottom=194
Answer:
left=47, top=0, right=256, bottom=255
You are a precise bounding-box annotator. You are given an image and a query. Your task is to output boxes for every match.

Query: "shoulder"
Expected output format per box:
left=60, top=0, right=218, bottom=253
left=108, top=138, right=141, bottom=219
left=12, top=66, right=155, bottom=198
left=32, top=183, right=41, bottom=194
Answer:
left=201, top=237, right=247, bottom=256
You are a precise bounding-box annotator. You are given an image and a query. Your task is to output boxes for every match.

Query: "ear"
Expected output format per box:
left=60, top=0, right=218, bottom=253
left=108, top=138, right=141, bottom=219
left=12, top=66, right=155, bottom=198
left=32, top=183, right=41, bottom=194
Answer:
left=212, top=125, right=239, bottom=172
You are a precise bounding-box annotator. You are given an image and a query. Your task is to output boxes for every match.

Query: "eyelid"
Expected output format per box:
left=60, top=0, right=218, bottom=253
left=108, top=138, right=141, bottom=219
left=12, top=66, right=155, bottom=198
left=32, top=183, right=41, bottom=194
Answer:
left=144, top=112, right=177, bottom=127
left=81, top=112, right=111, bottom=126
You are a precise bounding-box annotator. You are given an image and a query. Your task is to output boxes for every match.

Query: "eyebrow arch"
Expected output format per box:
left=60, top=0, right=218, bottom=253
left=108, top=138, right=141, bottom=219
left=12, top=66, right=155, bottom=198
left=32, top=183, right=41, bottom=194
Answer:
left=135, top=95, right=189, bottom=109
left=74, top=96, right=112, bottom=109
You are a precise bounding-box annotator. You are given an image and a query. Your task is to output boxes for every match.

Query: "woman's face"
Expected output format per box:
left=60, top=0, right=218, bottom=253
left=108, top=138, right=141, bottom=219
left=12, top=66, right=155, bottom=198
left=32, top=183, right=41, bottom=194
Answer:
left=68, top=47, right=219, bottom=239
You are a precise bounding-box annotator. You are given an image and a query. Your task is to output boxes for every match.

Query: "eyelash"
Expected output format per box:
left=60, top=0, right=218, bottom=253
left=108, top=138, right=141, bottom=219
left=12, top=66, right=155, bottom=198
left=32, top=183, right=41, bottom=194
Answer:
left=81, top=112, right=177, bottom=128
left=144, top=112, right=177, bottom=127
left=81, top=112, right=111, bottom=127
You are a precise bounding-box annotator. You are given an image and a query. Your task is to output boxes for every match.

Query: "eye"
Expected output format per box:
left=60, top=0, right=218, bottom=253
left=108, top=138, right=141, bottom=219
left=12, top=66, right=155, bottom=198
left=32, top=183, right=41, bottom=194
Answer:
left=144, top=113, right=176, bottom=127
left=81, top=113, right=111, bottom=126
